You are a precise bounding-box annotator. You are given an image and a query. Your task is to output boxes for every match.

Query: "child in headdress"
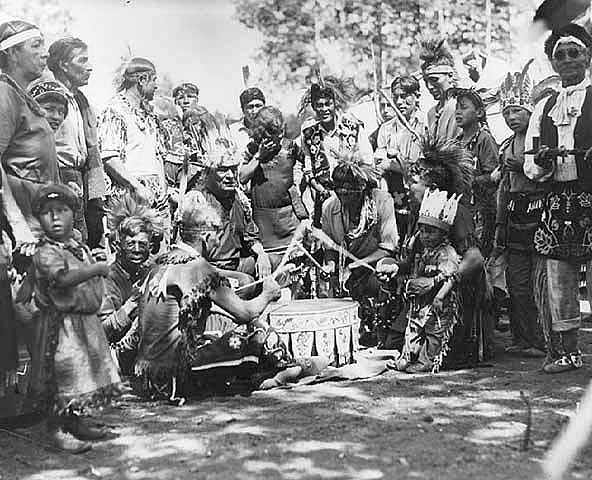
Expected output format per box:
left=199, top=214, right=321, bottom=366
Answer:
left=28, top=184, right=120, bottom=453
left=393, top=189, right=462, bottom=374
left=454, top=88, right=499, bottom=257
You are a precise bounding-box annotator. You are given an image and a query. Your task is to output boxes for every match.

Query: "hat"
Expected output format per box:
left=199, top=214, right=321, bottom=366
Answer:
left=173, top=82, right=199, bottom=99
left=29, top=81, right=69, bottom=112
left=418, top=188, right=461, bottom=232
left=32, top=183, right=79, bottom=217
left=239, top=87, right=265, bottom=108
left=499, top=59, right=534, bottom=113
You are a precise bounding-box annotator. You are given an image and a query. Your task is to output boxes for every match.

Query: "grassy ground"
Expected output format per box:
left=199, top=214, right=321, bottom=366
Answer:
left=2, top=327, right=592, bottom=480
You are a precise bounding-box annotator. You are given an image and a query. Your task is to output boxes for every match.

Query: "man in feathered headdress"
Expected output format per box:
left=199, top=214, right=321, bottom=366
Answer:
left=419, top=37, right=462, bottom=141
left=524, top=23, right=592, bottom=374
left=98, top=194, right=161, bottom=374
left=321, top=148, right=398, bottom=305
left=494, top=61, right=546, bottom=358
left=190, top=129, right=272, bottom=280
left=298, top=74, right=374, bottom=226
left=98, top=57, right=169, bottom=247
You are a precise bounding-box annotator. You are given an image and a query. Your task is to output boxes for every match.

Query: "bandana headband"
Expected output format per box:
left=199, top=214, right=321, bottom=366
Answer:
left=0, top=29, right=42, bottom=51
left=552, top=36, right=588, bottom=57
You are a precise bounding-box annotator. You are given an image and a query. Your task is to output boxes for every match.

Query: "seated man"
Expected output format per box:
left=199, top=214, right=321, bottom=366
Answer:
left=98, top=195, right=159, bottom=375
left=239, top=106, right=308, bottom=267
left=320, top=152, right=398, bottom=343
left=134, top=192, right=286, bottom=398
left=191, top=142, right=271, bottom=279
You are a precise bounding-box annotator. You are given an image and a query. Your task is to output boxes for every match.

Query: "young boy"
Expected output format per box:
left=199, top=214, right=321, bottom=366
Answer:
left=455, top=88, right=499, bottom=257
left=28, top=183, right=120, bottom=453
left=495, top=68, right=546, bottom=358
left=393, top=189, right=462, bottom=374
left=28, top=81, right=69, bottom=133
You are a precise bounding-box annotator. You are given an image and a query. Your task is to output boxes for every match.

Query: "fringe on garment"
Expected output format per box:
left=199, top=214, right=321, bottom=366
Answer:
left=431, top=289, right=463, bottom=374
left=532, top=256, right=552, bottom=346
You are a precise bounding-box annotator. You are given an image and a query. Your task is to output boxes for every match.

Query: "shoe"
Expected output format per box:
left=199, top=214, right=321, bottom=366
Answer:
left=65, top=415, right=115, bottom=441
left=52, top=428, right=92, bottom=453
left=505, top=345, right=525, bottom=354
left=543, top=355, right=579, bottom=374
left=405, top=362, right=432, bottom=374
left=520, top=347, right=546, bottom=358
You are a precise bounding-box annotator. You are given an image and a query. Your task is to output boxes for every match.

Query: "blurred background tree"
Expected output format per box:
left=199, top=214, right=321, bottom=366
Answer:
left=0, top=0, right=72, bottom=42
left=234, top=0, right=536, bottom=107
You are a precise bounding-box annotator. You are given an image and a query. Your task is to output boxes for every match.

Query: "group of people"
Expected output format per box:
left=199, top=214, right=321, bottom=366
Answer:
left=1, top=16, right=591, bottom=454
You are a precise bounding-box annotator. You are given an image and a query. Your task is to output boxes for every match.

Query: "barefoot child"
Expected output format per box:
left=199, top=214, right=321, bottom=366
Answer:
left=395, top=189, right=462, bottom=373
left=28, top=184, right=121, bottom=453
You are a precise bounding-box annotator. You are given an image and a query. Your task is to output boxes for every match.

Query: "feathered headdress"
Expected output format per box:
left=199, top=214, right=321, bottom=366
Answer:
left=298, top=72, right=354, bottom=117
left=331, top=147, right=380, bottom=189
left=499, top=59, right=535, bottom=113
left=418, top=188, right=461, bottom=232
left=107, top=193, right=163, bottom=240
left=419, top=37, right=456, bottom=76
left=415, top=135, right=474, bottom=198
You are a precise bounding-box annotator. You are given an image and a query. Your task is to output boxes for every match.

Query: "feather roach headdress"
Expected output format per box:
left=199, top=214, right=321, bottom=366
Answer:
left=499, top=59, right=535, bottom=113
left=419, top=37, right=456, bottom=76
left=298, top=71, right=353, bottom=117
left=415, top=135, right=474, bottom=198
left=331, top=147, right=380, bottom=190
left=107, top=193, right=163, bottom=240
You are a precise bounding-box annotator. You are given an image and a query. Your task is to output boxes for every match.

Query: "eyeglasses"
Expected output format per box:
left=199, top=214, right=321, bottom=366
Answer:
left=554, top=48, right=585, bottom=61
left=335, top=188, right=364, bottom=195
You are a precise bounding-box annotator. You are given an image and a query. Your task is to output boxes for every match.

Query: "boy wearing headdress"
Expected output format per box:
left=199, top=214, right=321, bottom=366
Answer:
left=419, top=37, right=462, bottom=141
left=392, top=189, right=462, bottom=374
left=494, top=63, right=546, bottom=357
left=524, top=23, right=592, bottom=373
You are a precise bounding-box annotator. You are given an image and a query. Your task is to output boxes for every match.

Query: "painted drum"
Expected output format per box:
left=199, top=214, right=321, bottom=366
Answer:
left=267, top=298, right=360, bottom=366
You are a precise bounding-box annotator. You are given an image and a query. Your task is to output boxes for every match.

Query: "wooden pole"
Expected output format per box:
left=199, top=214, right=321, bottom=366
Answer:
left=485, top=0, right=492, bottom=58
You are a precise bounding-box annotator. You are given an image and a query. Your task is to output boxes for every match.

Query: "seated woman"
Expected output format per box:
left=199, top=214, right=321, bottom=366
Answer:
left=378, top=136, right=494, bottom=367
left=134, top=191, right=286, bottom=399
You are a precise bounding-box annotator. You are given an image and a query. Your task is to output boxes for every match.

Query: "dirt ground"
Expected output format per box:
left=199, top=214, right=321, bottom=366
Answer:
left=2, top=326, right=592, bottom=480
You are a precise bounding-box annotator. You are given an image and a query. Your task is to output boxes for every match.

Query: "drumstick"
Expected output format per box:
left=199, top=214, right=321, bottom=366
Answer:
left=311, top=228, right=376, bottom=273
left=297, top=244, right=326, bottom=271
left=234, top=263, right=296, bottom=293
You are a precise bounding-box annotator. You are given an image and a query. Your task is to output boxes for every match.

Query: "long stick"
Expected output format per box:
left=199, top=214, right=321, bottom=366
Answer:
left=234, top=263, right=295, bottom=293
left=377, top=89, right=420, bottom=141
left=542, top=379, right=592, bottom=480
left=311, top=228, right=376, bottom=272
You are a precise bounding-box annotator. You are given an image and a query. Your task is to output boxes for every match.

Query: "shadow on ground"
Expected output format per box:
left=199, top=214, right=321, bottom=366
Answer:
left=2, top=329, right=592, bottom=480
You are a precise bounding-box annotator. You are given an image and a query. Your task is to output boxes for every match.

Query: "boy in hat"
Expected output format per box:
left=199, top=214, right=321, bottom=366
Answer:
left=28, top=183, right=120, bottom=453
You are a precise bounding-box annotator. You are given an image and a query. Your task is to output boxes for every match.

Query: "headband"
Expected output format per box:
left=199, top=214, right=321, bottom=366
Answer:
left=552, top=36, right=588, bottom=57
left=0, top=28, right=42, bottom=51
left=424, top=65, right=455, bottom=76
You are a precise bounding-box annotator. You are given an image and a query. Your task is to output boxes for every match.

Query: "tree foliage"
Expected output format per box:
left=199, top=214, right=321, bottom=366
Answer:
left=234, top=0, right=532, bottom=105
left=0, top=0, right=73, bottom=43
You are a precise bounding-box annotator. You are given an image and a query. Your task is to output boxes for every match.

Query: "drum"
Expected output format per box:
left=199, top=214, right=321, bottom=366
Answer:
left=267, top=298, right=360, bottom=366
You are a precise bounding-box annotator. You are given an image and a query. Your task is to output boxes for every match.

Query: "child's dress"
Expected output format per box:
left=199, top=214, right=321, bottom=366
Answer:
left=402, top=241, right=462, bottom=373
left=28, top=237, right=121, bottom=413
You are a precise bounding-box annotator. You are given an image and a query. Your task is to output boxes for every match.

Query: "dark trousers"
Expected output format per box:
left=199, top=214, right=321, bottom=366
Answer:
left=85, top=198, right=104, bottom=249
left=506, top=249, right=544, bottom=349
